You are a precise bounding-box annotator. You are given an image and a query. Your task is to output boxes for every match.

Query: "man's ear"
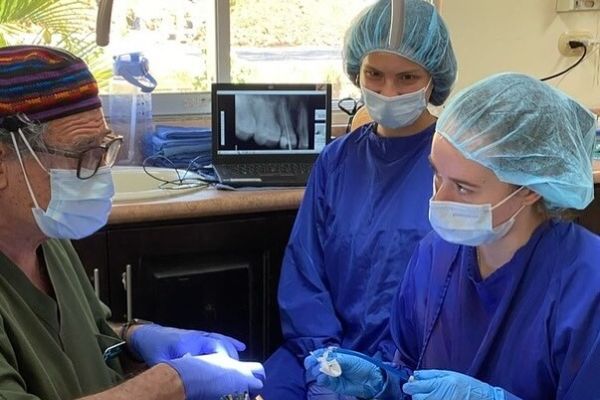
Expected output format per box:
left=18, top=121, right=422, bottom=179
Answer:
left=0, top=144, right=10, bottom=190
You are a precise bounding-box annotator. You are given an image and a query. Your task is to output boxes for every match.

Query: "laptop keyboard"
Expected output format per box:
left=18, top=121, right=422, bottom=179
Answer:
left=225, top=162, right=312, bottom=177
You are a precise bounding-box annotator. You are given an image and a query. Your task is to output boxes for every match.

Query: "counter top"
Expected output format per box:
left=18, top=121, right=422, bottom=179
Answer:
left=109, top=187, right=305, bottom=224
left=109, top=161, right=599, bottom=225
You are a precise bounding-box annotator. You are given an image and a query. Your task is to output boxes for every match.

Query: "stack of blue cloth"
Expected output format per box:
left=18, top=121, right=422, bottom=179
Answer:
left=142, top=124, right=211, bottom=168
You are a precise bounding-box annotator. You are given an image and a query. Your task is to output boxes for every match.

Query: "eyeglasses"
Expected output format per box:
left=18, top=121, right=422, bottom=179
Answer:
left=44, top=133, right=123, bottom=179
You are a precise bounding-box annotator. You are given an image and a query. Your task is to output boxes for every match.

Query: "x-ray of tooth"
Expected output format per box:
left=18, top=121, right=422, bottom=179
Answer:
left=235, top=94, right=309, bottom=150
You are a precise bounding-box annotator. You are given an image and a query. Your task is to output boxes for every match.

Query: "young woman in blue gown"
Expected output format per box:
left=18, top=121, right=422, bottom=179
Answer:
left=261, top=0, right=457, bottom=399
left=305, top=72, right=600, bottom=400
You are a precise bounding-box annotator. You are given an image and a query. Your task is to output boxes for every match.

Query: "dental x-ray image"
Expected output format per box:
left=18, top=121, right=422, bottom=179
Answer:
left=234, top=94, right=309, bottom=150
left=213, top=84, right=330, bottom=156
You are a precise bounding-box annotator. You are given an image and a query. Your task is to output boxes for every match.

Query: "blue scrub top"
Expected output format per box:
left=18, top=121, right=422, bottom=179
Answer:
left=278, top=122, right=435, bottom=363
left=391, top=220, right=600, bottom=399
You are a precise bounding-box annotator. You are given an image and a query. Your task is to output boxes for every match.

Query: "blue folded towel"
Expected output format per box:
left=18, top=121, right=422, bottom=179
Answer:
left=142, top=124, right=211, bottom=168
left=153, top=124, right=211, bottom=140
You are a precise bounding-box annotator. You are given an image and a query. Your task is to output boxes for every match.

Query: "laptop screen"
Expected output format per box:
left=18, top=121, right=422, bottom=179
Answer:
left=211, top=83, right=332, bottom=161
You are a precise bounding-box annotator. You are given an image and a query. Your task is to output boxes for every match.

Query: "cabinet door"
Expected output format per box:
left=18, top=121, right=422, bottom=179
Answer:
left=135, top=251, right=263, bottom=360
left=107, top=211, right=295, bottom=361
left=72, top=231, right=110, bottom=305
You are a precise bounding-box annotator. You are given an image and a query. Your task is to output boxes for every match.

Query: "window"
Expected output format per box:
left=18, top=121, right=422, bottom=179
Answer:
left=228, top=0, right=376, bottom=99
left=105, top=0, right=214, bottom=94
left=103, top=0, right=377, bottom=114
left=4, top=0, right=379, bottom=115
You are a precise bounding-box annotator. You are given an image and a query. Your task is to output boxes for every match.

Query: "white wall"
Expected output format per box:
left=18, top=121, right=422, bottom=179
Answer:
left=441, top=0, right=600, bottom=108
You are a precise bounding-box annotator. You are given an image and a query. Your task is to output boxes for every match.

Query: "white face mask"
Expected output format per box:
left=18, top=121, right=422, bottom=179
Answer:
left=11, top=130, right=114, bottom=240
left=429, top=186, right=526, bottom=246
left=360, top=81, right=430, bottom=129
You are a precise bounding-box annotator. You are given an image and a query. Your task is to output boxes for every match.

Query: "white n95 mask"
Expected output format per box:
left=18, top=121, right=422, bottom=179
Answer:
left=11, top=131, right=115, bottom=240
left=360, top=81, right=430, bottom=129
left=428, top=186, right=526, bottom=246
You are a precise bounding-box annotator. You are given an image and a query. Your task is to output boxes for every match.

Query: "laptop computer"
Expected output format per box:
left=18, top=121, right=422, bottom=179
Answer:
left=211, top=82, right=332, bottom=187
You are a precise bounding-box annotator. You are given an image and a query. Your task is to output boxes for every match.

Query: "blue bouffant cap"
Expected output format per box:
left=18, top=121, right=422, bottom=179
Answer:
left=437, top=72, right=596, bottom=210
left=343, top=0, right=457, bottom=106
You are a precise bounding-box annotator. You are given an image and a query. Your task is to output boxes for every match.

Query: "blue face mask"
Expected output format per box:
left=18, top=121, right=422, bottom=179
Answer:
left=428, top=186, right=526, bottom=246
left=11, top=131, right=115, bottom=240
left=360, top=81, right=430, bottom=129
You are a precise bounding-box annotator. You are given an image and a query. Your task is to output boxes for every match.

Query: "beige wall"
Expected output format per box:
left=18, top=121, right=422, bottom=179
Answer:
left=441, top=0, right=600, bottom=108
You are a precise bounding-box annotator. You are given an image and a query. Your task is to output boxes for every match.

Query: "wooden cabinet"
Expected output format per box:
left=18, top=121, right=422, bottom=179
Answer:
left=73, top=210, right=296, bottom=361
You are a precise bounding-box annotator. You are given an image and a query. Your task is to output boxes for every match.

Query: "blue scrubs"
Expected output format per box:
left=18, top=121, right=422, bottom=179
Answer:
left=386, top=220, right=600, bottom=399
left=262, top=122, right=435, bottom=398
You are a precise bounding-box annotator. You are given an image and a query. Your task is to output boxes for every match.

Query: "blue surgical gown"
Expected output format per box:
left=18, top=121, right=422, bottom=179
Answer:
left=262, top=122, right=435, bottom=398
left=386, top=220, right=600, bottom=399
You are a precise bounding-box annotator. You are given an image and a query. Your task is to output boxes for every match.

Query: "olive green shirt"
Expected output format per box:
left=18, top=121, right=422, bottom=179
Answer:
left=0, top=239, right=123, bottom=400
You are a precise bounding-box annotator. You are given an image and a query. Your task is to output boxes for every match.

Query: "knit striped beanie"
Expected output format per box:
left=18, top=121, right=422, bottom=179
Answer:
left=0, top=45, right=101, bottom=127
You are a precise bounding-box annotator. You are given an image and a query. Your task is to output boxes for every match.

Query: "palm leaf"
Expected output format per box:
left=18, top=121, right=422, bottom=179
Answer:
left=0, top=0, right=94, bottom=40
left=28, top=1, right=94, bottom=30
left=0, top=0, right=109, bottom=86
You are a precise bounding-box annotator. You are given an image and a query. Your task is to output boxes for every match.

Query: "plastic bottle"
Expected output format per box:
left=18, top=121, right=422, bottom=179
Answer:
left=107, top=52, right=157, bottom=165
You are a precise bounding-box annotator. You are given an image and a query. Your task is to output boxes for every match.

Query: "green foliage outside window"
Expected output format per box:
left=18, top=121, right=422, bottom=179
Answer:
left=0, top=0, right=111, bottom=88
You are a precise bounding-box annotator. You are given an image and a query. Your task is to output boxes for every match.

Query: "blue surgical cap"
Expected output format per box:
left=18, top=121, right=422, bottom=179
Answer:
left=343, top=0, right=457, bottom=106
left=437, top=72, right=596, bottom=210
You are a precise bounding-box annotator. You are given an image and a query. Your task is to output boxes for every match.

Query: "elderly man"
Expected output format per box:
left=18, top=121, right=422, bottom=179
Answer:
left=0, top=45, right=264, bottom=400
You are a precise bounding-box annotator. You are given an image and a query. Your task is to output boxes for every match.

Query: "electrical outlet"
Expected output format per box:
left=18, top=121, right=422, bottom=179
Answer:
left=557, top=0, right=600, bottom=12
left=558, top=31, right=593, bottom=56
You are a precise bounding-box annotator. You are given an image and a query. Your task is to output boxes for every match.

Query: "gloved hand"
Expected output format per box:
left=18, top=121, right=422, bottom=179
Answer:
left=164, top=353, right=265, bottom=400
left=129, top=324, right=246, bottom=365
left=304, top=348, right=384, bottom=399
left=403, top=369, right=506, bottom=400
left=307, top=382, right=357, bottom=400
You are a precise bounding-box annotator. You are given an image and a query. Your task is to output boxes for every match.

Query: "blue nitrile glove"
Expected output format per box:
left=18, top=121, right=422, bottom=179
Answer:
left=307, top=382, right=358, bottom=400
left=164, top=353, right=265, bottom=400
left=304, top=348, right=384, bottom=398
left=129, top=324, right=246, bottom=365
left=403, top=369, right=508, bottom=400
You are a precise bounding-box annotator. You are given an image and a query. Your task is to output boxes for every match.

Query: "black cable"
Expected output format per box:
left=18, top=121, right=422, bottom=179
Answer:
left=541, top=41, right=588, bottom=82
left=141, top=154, right=211, bottom=189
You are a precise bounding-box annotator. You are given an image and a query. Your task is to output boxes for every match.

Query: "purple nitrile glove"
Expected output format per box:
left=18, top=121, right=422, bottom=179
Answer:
left=304, top=348, right=384, bottom=399
left=129, top=324, right=245, bottom=365
left=403, top=369, right=508, bottom=400
left=307, top=382, right=358, bottom=400
left=164, top=353, right=265, bottom=400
